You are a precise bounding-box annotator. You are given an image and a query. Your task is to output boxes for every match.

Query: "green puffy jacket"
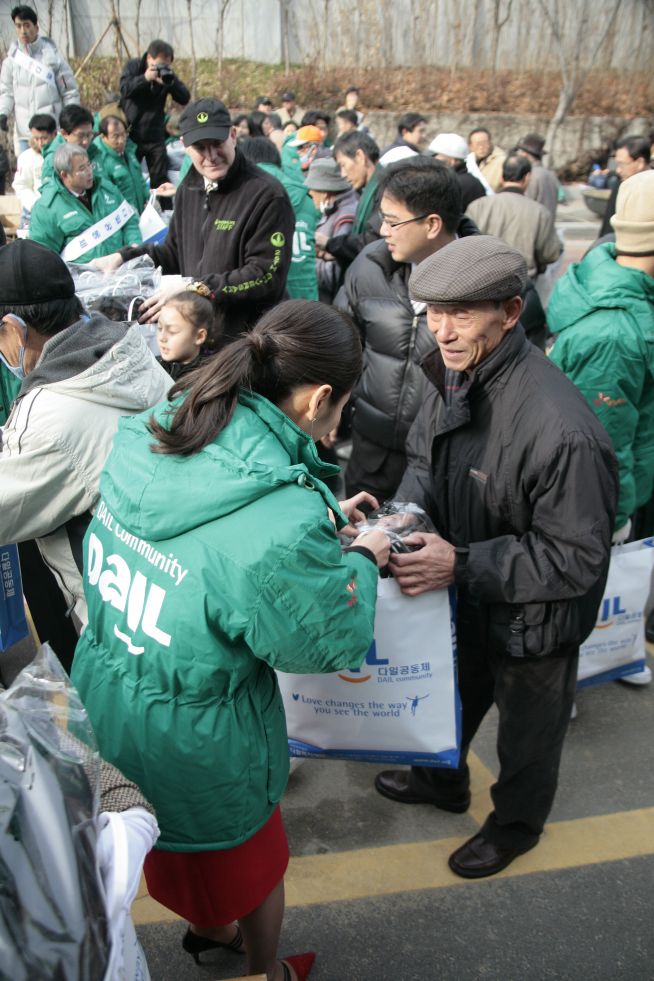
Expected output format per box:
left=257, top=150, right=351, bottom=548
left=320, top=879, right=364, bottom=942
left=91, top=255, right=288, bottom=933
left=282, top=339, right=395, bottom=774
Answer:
left=257, top=161, right=318, bottom=300
left=92, top=136, right=149, bottom=214
left=29, top=170, right=142, bottom=262
left=548, top=242, right=654, bottom=527
left=72, top=391, right=378, bottom=852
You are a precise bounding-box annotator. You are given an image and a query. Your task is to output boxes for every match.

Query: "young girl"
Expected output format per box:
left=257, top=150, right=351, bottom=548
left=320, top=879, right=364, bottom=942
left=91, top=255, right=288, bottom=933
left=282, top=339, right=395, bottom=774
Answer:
left=156, top=290, right=217, bottom=380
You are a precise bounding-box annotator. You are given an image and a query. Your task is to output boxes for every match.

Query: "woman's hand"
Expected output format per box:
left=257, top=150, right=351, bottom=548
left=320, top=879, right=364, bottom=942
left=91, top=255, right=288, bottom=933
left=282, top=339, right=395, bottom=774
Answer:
left=338, top=491, right=379, bottom=536
left=352, top=529, right=391, bottom=568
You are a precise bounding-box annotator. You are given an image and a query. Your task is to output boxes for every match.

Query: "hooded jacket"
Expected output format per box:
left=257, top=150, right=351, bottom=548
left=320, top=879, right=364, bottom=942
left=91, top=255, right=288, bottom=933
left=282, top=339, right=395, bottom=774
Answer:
left=120, top=150, right=294, bottom=339
left=29, top=170, right=142, bottom=261
left=0, top=35, right=78, bottom=139
left=0, top=315, right=170, bottom=626
left=92, top=135, right=149, bottom=214
left=548, top=242, right=654, bottom=528
left=71, top=391, right=379, bottom=852
left=398, top=325, right=618, bottom=658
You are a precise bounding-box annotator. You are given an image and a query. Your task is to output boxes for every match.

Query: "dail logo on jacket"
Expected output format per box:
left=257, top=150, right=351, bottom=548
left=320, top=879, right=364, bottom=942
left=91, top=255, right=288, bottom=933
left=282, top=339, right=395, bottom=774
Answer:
left=87, top=532, right=171, bottom=655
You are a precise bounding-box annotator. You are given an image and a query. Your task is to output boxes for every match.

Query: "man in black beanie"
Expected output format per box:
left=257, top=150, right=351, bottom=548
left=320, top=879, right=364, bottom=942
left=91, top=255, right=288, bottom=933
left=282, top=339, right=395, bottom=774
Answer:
left=0, top=239, right=169, bottom=650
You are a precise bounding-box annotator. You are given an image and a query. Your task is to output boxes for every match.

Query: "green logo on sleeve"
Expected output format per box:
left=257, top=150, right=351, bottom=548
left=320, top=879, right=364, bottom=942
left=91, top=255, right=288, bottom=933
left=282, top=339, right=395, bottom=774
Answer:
left=270, top=232, right=286, bottom=247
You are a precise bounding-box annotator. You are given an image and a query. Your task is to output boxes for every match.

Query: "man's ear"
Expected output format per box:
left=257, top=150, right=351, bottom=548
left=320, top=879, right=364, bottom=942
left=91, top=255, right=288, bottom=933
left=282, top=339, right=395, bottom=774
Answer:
left=502, top=295, right=523, bottom=331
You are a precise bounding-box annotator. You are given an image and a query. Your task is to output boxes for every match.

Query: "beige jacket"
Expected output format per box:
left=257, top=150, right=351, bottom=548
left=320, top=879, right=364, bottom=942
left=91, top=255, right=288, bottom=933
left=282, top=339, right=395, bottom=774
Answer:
left=477, top=144, right=506, bottom=192
left=466, top=188, right=562, bottom=278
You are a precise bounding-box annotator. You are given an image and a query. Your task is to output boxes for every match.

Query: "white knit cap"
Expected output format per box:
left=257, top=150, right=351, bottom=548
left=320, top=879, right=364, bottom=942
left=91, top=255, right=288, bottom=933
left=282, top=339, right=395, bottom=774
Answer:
left=610, top=170, right=654, bottom=254
left=428, top=133, right=469, bottom=160
left=380, top=145, right=419, bottom=167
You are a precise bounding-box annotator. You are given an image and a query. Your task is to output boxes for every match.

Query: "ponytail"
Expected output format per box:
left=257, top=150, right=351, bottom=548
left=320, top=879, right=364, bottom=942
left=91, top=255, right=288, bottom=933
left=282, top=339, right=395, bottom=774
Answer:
left=148, top=299, right=362, bottom=456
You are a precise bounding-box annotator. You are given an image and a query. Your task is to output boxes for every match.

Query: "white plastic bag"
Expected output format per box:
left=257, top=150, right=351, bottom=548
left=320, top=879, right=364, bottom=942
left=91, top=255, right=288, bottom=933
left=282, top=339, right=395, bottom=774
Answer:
left=138, top=193, right=168, bottom=245
left=577, top=538, right=654, bottom=686
left=277, top=577, right=460, bottom=768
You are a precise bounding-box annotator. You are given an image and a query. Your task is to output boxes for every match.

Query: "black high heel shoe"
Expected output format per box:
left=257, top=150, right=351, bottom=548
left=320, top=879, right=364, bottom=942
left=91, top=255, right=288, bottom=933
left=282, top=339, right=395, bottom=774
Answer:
left=181, top=925, right=245, bottom=963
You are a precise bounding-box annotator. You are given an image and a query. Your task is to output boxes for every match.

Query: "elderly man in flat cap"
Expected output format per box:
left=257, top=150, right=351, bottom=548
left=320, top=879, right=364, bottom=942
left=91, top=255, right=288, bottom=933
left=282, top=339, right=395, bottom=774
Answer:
left=374, top=235, right=618, bottom=878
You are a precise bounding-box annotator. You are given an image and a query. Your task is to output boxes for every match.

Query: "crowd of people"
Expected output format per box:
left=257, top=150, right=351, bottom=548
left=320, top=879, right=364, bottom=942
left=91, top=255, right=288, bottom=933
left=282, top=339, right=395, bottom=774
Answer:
left=1, top=4, right=653, bottom=979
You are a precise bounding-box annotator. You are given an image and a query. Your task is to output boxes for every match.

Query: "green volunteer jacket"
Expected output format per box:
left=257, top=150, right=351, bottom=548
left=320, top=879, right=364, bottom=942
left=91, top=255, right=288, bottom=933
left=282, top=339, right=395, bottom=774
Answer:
left=0, top=363, right=21, bottom=425
left=29, top=170, right=141, bottom=262
left=92, top=135, right=149, bottom=214
left=72, top=391, right=379, bottom=852
left=257, top=161, right=318, bottom=300
left=548, top=242, right=654, bottom=527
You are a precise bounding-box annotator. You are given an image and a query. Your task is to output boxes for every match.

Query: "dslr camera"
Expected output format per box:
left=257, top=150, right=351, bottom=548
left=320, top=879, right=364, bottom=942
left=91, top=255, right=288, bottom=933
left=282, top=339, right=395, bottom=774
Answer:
left=155, top=63, right=174, bottom=85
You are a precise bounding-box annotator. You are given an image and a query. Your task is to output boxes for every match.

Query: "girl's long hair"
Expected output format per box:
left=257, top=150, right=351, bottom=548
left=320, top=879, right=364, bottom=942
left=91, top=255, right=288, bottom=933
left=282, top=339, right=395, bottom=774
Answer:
left=148, top=299, right=362, bottom=456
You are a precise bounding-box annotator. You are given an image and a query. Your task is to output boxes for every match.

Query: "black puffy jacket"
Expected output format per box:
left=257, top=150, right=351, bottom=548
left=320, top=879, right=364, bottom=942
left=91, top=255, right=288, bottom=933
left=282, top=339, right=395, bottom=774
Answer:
left=397, top=325, right=618, bottom=658
left=336, top=238, right=436, bottom=453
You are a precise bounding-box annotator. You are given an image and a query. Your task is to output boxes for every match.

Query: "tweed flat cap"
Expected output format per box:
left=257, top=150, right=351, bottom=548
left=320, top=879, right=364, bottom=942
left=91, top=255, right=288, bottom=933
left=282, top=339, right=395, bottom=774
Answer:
left=409, top=235, right=528, bottom=303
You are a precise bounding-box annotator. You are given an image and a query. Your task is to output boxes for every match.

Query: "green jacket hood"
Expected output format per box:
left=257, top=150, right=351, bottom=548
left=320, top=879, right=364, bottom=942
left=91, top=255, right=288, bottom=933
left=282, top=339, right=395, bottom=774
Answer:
left=548, top=242, right=654, bottom=336
left=101, top=390, right=343, bottom=542
left=257, top=161, right=308, bottom=211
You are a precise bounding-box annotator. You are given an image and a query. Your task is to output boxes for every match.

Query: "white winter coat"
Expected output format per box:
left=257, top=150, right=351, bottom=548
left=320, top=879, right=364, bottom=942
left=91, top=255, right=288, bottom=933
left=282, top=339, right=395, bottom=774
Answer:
left=0, top=35, right=78, bottom=139
left=0, top=322, right=170, bottom=628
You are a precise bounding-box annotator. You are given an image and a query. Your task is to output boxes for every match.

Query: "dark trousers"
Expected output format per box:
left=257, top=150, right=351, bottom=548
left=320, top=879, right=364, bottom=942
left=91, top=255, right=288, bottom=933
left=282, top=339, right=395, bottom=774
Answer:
left=344, top=429, right=406, bottom=503
left=409, top=639, right=579, bottom=849
left=136, top=141, right=169, bottom=191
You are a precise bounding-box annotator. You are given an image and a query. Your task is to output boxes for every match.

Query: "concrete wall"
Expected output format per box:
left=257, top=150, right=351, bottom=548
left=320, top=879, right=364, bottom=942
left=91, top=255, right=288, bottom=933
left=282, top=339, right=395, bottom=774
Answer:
left=0, top=0, right=651, bottom=70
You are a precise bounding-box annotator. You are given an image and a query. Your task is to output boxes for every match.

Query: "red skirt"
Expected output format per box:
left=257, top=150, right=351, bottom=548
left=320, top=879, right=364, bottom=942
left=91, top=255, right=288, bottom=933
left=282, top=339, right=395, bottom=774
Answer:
left=143, top=805, right=289, bottom=927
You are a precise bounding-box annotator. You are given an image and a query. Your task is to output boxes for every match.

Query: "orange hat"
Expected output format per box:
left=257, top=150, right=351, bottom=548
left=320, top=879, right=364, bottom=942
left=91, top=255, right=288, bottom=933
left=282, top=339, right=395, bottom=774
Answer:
left=290, top=125, right=324, bottom=147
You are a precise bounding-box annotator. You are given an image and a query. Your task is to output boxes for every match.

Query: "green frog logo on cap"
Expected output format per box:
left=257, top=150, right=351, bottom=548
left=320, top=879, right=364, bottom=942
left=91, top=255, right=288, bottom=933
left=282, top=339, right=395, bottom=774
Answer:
left=197, top=111, right=209, bottom=123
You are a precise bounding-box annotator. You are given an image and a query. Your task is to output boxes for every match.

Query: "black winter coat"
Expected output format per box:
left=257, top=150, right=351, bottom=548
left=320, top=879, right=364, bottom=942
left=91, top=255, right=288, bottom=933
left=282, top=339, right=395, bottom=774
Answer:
left=398, top=325, right=618, bottom=658
left=119, top=54, right=190, bottom=145
left=336, top=238, right=435, bottom=453
left=121, top=150, right=294, bottom=339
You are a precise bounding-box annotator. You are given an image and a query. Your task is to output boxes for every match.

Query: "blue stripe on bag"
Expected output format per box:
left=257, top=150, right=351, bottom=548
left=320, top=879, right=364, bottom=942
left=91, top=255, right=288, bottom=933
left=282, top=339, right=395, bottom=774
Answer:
left=0, top=545, right=29, bottom=651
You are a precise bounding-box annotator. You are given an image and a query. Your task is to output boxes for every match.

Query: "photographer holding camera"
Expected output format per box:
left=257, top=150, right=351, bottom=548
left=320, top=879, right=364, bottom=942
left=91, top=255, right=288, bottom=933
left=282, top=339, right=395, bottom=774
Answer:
left=120, top=40, right=190, bottom=195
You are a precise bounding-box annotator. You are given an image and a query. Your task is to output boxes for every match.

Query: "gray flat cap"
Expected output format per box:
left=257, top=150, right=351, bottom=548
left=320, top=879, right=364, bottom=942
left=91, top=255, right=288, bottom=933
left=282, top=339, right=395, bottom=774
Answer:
left=409, top=235, right=528, bottom=303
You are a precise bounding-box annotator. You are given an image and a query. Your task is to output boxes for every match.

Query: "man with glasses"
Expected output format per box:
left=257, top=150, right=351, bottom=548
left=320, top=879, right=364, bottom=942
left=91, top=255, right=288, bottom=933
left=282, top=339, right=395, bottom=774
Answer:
left=29, top=142, right=142, bottom=262
left=336, top=157, right=477, bottom=501
left=91, top=98, right=294, bottom=341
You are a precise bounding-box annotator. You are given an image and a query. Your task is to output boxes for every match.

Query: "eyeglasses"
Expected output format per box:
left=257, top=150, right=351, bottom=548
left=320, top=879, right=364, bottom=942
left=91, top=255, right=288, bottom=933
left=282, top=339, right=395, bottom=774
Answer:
left=378, top=211, right=430, bottom=229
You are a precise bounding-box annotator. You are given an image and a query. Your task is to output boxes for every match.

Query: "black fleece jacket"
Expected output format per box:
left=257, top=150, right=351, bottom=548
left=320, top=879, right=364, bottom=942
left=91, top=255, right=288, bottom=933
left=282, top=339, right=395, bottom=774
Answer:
left=121, top=150, right=295, bottom=339
left=119, top=53, right=190, bottom=145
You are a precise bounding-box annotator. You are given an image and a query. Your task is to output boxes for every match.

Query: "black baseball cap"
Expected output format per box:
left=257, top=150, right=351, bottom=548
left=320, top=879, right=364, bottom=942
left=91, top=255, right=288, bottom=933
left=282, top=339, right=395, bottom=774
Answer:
left=180, top=98, right=232, bottom=145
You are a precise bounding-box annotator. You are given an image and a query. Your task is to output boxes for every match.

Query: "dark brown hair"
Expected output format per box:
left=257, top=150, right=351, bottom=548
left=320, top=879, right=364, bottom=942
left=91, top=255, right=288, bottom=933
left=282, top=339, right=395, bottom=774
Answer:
left=149, top=299, right=362, bottom=456
left=163, top=290, right=220, bottom=350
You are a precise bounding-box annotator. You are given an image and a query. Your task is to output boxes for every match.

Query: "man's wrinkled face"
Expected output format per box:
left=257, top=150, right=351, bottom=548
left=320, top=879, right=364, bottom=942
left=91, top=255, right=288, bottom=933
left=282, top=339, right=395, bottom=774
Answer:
left=102, top=119, right=127, bottom=154
left=61, top=153, right=94, bottom=195
left=615, top=147, right=647, bottom=181
left=426, top=299, right=518, bottom=372
left=336, top=149, right=369, bottom=191
left=14, top=16, right=38, bottom=44
left=185, top=128, right=237, bottom=181
left=469, top=132, right=491, bottom=161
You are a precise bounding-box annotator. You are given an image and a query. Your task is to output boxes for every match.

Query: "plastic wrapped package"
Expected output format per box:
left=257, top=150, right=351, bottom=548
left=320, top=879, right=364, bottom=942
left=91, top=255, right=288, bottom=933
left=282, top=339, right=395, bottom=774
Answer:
left=0, top=644, right=110, bottom=981
left=349, top=501, right=438, bottom=553
left=68, top=256, right=162, bottom=323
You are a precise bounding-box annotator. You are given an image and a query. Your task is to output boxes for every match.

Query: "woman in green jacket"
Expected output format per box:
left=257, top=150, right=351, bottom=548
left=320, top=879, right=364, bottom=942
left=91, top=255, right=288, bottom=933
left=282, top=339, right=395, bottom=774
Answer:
left=72, top=299, right=389, bottom=981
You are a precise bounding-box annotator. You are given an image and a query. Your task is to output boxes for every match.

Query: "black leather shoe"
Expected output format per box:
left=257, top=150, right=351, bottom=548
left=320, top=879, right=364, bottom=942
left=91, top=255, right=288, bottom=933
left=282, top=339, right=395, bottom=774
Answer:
left=448, top=832, right=538, bottom=879
left=374, top=770, right=471, bottom=812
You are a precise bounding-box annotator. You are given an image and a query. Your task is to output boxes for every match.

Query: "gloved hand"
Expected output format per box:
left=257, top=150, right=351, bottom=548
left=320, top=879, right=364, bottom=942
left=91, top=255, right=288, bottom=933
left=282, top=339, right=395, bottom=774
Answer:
left=0, top=115, right=8, bottom=132
left=96, top=806, right=160, bottom=917
left=611, top=518, right=631, bottom=545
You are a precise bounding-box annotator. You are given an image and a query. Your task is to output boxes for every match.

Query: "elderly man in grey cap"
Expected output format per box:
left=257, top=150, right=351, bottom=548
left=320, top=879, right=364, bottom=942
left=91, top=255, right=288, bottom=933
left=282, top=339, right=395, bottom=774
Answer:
left=374, top=235, right=618, bottom=878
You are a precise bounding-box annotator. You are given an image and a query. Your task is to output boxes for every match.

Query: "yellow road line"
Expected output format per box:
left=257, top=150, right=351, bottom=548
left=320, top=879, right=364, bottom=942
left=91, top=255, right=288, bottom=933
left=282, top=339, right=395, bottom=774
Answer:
left=132, top=806, right=654, bottom=924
